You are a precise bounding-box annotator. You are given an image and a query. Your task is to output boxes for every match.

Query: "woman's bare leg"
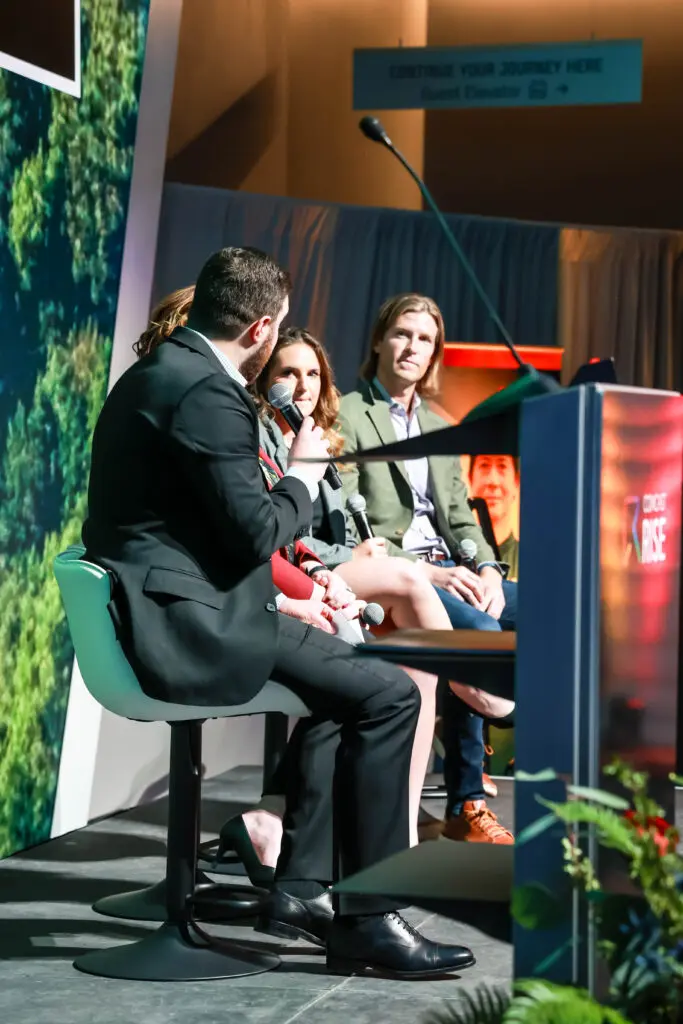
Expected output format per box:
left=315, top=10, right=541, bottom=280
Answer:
left=336, top=558, right=453, bottom=631
left=241, top=795, right=286, bottom=868
left=336, top=559, right=452, bottom=844
left=402, top=668, right=437, bottom=844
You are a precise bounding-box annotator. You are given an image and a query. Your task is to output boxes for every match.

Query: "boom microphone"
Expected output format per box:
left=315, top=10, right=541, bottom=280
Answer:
left=345, top=492, right=374, bottom=542
left=359, top=115, right=392, bottom=147
left=268, top=383, right=342, bottom=490
left=358, top=114, right=529, bottom=374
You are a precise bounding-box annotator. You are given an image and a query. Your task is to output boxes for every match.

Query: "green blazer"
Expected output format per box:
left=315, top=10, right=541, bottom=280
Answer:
left=337, top=380, right=496, bottom=563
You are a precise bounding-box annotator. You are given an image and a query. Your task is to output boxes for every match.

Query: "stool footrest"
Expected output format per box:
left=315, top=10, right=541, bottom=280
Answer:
left=74, top=921, right=280, bottom=981
left=93, top=876, right=268, bottom=923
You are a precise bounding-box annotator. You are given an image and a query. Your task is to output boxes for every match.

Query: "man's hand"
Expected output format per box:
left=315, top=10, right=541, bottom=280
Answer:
left=278, top=597, right=336, bottom=633
left=417, top=561, right=484, bottom=607
left=308, top=568, right=355, bottom=610
left=288, top=417, right=330, bottom=483
left=351, top=537, right=387, bottom=560
left=478, top=566, right=505, bottom=620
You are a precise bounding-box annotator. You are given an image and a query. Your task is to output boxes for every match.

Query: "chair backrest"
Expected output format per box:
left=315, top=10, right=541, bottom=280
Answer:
left=468, top=497, right=501, bottom=561
left=53, top=548, right=175, bottom=721
left=54, top=549, right=312, bottom=722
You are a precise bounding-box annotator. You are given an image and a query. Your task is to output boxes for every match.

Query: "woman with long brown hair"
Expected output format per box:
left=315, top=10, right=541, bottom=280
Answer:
left=254, top=328, right=513, bottom=847
left=133, top=286, right=196, bottom=358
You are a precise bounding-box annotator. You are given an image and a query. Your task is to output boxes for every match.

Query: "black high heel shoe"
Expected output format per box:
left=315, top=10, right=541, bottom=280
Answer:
left=213, top=815, right=276, bottom=888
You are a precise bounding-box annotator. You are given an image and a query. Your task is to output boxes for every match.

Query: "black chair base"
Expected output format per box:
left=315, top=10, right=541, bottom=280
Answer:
left=74, top=921, right=280, bottom=981
left=93, top=875, right=266, bottom=922
left=82, top=721, right=279, bottom=980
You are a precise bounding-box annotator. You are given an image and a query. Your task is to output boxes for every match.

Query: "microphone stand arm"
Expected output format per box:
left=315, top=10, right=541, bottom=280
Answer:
left=386, top=142, right=526, bottom=372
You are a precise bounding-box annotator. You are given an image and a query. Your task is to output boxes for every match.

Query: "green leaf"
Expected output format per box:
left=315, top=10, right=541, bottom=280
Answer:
left=566, top=786, right=630, bottom=810
left=516, top=769, right=558, bottom=783
left=536, top=800, right=637, bottom=855
left=602, top=1011, right=634, bottom=1024
left=511, top=883, right=566, bottom=930
left=516, top=812, right=558, bottom=846
left=532, top=936, right=575, bottom=976
left=505, top=980, right=634, bottom=1024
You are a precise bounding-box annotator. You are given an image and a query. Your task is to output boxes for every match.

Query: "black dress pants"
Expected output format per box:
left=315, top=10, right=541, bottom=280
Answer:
left=268, top=613, right=420, bottom=915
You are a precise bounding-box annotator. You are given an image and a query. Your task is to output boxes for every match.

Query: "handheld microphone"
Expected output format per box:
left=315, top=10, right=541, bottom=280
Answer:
left=330, top=610, right=365, bottom=646
left=458, top=538, right=478, bottom=574
left=345, top=493, right=374, bottom=542
left=358, top=114, right=529, bottom=375
left=360, top=602, right=385, bottom=628
left=268, top=383, right=343, bottom=490
left=331, top=602, right=385, bottom=646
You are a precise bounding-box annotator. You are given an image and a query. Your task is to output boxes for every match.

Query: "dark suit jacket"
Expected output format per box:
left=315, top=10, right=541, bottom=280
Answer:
left=83, top=327, right=312, bottom=706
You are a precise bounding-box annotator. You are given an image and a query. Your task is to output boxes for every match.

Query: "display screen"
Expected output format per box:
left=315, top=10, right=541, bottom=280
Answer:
left=0, top=0, right=79, bottom=95
left=600, top=390, right=683, bottom=801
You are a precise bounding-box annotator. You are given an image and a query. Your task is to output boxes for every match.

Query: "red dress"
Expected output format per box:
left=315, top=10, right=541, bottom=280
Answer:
left=260, top=447, right=324, bottom=600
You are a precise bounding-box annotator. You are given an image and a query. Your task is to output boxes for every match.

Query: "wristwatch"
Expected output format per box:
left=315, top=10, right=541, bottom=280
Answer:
left=478, top=560, right=509, bottom=578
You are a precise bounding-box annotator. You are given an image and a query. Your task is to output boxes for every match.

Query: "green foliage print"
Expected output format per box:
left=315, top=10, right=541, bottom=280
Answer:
left=0, top=0, right=149, bottom=856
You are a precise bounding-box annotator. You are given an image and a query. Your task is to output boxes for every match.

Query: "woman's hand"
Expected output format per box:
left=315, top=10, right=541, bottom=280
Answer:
left=278, top=597, right=335, bottom=633
left=307, top=568, right=355, bottom=609
left=351, top=537, right=387, bottom=560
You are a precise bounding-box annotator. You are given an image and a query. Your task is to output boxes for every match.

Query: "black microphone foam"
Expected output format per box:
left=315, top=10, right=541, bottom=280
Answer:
left=268, top=383, right=342, bottom=490
left=359, top=115, right=392, bottom=148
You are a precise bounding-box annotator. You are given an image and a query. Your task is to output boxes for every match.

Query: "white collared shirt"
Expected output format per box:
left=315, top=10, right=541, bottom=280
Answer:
left=372, top=377, right=505, bottom=575
left=372, top=377, right=450, bottom=560
left=182, top=327, right=248, bottom=387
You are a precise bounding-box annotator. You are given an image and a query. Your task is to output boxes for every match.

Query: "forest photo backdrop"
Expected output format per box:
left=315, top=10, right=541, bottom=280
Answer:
left=0, top=0, right=150, bottom=856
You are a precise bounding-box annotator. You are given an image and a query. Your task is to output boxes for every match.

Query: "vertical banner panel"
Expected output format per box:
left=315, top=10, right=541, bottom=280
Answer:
left=0, top=0, right=151, bottom=858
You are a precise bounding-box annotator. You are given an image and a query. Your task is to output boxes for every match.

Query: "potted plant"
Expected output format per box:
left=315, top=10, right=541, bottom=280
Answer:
left=422, top=759, right=683, bottom=1024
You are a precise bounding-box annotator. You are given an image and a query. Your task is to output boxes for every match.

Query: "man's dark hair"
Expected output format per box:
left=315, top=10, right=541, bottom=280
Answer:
left=188, top=246, right=291, bottom=338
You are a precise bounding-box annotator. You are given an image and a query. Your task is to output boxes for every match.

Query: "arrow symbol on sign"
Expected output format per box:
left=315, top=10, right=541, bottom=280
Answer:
left=557, top=84, right=569, bottom=94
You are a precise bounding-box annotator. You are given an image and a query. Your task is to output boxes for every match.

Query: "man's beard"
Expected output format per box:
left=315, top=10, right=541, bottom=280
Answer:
left=241, top=330, right=276, bottom=384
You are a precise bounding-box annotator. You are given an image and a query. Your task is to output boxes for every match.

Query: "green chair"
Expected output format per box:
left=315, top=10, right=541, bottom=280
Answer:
left=54, top=547, right=310, bottom=982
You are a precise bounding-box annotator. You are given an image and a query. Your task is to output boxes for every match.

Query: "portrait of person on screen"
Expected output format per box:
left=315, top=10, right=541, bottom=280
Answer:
left=468, top=454, right=520, bottom=582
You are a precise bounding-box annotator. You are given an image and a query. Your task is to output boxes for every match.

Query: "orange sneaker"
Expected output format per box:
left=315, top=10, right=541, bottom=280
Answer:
left=483, top=772, right=498, bottom=799
left=443, top=800, right=514, bottom=844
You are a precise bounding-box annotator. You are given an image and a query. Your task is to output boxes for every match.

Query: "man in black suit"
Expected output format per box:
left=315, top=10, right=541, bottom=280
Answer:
left=83, top=247, right=475, bottom=979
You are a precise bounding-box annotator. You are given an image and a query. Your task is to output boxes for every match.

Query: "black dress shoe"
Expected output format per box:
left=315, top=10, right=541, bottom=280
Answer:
left=256, top=889, right=333, bottom=947
left=326, top=912, right=476, bottom=978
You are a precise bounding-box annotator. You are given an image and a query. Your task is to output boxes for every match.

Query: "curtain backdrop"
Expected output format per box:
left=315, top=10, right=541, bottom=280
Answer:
left=559, top=227, right=683, bottom=390
left=154, top=185, right=560, bottom=392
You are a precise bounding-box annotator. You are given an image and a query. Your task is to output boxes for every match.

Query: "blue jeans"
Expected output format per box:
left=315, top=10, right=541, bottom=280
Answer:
left=432, top=568, right=517, bottom=816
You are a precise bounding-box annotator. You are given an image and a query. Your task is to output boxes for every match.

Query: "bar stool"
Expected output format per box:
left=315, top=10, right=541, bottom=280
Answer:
left=54, top=547, right=310, bottom=981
